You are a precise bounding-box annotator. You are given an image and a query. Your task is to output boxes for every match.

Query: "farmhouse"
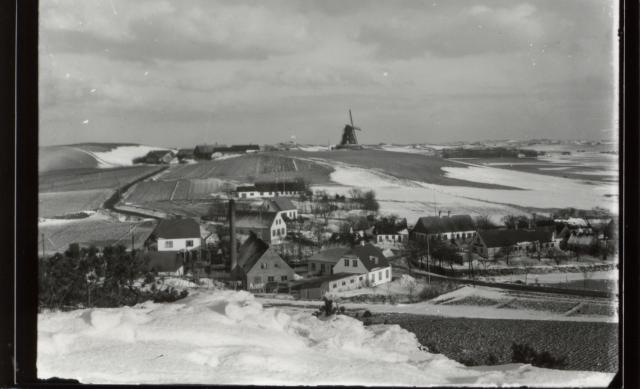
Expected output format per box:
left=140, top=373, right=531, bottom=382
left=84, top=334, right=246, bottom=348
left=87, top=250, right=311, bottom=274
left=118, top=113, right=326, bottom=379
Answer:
left=231, top=234, right=295, bottom=292
left=234, top=211, right=287, bottom=245
left=194, top=145, right=216, bottom=160
left=152, top=218, right=202, bottom=252
left=566, top=232, right=598, bottom=248
left=177, top=148, right=195, bottom=161
left=332, top=242, right=392, bottom=287
left=265, top=197, right=299, bottom=221
left=410, top=213, right=476, bottom=242
left=470, top=229, right=554, bottom=260
left=305, top=246, right=351, bottom=277
left=144, top=150, right=175, bottom=164
left=236, top=181, right=306, bottom=199
left=373, top=222, right=409, bottom=246
left=290, top=273, right=363, bottom=300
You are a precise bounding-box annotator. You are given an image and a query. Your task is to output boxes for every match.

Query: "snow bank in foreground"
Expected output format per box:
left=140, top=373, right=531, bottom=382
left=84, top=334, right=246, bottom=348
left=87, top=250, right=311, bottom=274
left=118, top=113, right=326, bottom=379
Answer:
left=91, top=145, right=172, bottom=168
left=38, top=290, right=612, bottom=386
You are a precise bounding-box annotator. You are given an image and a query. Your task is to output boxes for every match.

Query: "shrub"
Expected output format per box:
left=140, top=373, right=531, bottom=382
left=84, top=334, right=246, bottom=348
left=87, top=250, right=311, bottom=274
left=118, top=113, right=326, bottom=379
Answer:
left=362, top=310, right=372, bottom=318
left=511, top=343, right=567, bottom=369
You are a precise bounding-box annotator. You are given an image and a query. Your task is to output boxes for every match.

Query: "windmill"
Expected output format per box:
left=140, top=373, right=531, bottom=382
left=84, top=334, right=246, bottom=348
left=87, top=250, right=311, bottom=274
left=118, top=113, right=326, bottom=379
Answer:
left=338, top=109, right=362, bottom=147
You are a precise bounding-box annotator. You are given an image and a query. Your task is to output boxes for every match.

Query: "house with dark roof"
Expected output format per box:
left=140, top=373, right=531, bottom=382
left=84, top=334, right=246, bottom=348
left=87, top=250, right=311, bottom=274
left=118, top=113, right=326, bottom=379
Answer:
left=194, top=145, right=216, bottom=159
left=410, top=214, right=477, bottom=243
left=231, top=234, right=295, bottom=291
left=177, top=148, right=195, bottom=161
left=144, top=150, right=175, bottom=164
left=152, top=218, right=202, bottom=252
left=265, top=197, right=298, bottom=221
left=470, top=228, right=554, bottom=260
left=305, top=246, right=351, bottom=277
left=331, top=242, right=392, bottom=287
left=234, top=211, right=287, bottom=244
left=236, top=180, right=306, bottom=199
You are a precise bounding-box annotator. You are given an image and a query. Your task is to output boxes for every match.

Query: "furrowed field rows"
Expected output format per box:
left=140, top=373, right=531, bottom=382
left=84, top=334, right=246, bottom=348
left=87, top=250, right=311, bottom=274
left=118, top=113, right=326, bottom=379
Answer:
left=160, top=153, right=332, bottom=183
left=38, top=219, right=158, bottom=254
left=124, top=178, right=229, bottom=204
left=39, top=166, right=162, bottom=192
left=39, top=189, right=113, bottom=218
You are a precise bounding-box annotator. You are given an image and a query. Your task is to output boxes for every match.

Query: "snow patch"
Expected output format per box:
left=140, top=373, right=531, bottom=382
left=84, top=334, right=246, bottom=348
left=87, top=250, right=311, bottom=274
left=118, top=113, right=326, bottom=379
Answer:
left=37, top=289, right=613, bottom=385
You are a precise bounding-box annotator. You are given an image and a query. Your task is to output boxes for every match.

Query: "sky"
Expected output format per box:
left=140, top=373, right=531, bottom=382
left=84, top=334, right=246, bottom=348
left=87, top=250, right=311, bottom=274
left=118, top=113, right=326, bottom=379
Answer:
left=39, top=0, right=618, bottom=147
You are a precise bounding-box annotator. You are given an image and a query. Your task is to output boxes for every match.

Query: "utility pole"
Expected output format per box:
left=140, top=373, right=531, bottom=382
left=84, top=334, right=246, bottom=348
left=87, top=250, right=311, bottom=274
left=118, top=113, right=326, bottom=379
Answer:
left=426, top=237, right=431, bottom=285
left=42, top=233, right=45, bottom=258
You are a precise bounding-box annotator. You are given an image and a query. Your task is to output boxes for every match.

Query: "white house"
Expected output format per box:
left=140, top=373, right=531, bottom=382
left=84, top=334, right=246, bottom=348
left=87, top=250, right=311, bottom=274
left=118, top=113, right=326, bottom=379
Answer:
left=265, top=197, right=298, bottom=221
left=410, top=214, right=477, bottom=242
left=375, top=228, right=409, bottom=247
left=235, top=211, right=287, bottom=245
left=153, top=218, right=202, bottom=252
left=236, top=181, right=306, bottom=199
left=331, top=242, right=392, bottom=287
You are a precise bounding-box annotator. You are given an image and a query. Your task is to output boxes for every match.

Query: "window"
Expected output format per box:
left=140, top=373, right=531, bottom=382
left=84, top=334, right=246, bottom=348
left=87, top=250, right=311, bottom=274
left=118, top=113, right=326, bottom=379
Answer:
left=281, top=275, right=288, bottom=281
left=342, top=281, right=346, bottom=286
left=274, top=263, right=280, bottom=268
left=268, top=276, right=275, bottom=282
left=359, top=276, right=363, bottom=281
left=344, top=259, right=349, bottom=267
left=253, top=276, right=262, bottom=284
left=311, top=263, right=316, bottom=270
left=320, top=264, right=325, bottom=272
left=378, top=272, right=382, bottom=280
left=164, top=241, right=173, bottom=249
left=260, top=263, right=268, bottom=269
left=332, top=283, right=337, bottom=288
left=241, top=193, right=247, bottom=198
left=386, top=269, right=389, bottom=279
left=350, top=279, right=354, bottom=283
left=186, top=240, right=194, bottom=247
left=352, top=259, right=357, bottom=267
left=272, top=230, right=276, bottom=237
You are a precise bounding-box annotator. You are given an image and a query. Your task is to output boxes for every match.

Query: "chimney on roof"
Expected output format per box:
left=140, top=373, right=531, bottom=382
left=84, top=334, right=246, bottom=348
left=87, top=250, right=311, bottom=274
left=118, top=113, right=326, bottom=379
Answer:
left=229, top=199, right=237, bottom=271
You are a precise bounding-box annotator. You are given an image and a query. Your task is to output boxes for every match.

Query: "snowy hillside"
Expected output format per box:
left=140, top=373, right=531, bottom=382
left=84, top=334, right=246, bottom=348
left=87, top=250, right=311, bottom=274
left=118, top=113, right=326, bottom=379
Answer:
left=38, top=289, right=613, bottom=386
left=90, top=145, right=174, bottom=168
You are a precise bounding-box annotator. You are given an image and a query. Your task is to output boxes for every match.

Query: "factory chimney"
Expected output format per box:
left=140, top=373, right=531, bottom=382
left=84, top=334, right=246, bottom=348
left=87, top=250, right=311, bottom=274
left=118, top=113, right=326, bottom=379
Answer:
left=447, top=210, right=451, bottom=217
left=438, top=210, right=441, bottom=218
left=229, top=199, right=237, bottom=271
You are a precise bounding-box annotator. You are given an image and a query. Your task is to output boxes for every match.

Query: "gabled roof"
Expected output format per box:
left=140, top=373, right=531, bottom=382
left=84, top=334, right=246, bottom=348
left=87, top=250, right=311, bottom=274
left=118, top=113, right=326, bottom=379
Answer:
left=412, top=215, right=475, bottom=235
left=145, top=251, right=183, bottom=273
left=237, top=185, right=258, bottom=192
left=177, top=148, right=194, bottom=157
left=476, top=228, right=553, bottom=248
left=194, top=145, right=216, bottom=154
left=346, top=243, right=389, bottom=270
left=306, top=247, right=351, bottom=264
left=235, top=211, right=279, bottom=230
left=154, top=218, right=201, bottom=239
left=268, top=197, right=297, bottom=212
left=235, top=234, right=270, bottom=273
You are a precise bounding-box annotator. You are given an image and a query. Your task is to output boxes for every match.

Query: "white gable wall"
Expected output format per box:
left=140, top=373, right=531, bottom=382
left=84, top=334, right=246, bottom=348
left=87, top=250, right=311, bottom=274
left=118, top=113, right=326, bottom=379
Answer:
left=158, top=237, right=201, bottom=252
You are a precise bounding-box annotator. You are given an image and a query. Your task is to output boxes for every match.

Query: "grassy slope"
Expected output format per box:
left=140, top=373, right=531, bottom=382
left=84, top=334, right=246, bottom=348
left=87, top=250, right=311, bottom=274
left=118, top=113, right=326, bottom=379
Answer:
left=39, top=143, right=141, bottom=172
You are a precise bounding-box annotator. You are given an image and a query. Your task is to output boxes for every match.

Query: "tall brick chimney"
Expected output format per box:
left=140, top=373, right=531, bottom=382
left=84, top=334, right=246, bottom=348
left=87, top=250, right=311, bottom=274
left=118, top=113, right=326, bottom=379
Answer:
left=438, top=210, right=441, bottom=218
left=447, top=210, right=450, bottom=217
left=229, top=199, right=237, bottom=271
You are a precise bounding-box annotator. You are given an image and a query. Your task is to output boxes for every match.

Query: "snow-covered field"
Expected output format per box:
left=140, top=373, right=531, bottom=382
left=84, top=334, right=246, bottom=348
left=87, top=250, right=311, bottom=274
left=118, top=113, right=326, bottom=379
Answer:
left=81, top=145, right=173, bottom=168
left=38, top=289, right=613, bottom=386
left=310, top=157, right=617, bottom=225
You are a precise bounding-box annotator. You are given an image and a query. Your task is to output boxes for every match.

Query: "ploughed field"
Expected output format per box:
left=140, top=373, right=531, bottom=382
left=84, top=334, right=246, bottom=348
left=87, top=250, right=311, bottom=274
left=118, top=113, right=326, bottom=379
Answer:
left=39, top=166, right=163, bottom=192
left=161, top=153, right=333, bottom=183
left=362, top=314, right=618, bottom=372
left=39, top=189, right=113, bottom=218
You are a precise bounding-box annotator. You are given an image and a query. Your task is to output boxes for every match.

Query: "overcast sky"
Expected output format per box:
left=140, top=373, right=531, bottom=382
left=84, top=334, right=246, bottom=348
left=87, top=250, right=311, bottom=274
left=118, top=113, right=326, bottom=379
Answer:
left=39, top=0, right=618, bottom=147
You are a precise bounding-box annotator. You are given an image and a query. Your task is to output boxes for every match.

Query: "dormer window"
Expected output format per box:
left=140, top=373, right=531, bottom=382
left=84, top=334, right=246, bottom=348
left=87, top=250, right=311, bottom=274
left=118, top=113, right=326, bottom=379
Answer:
left=351, top=259, right=357, bottom=267
left=369, top=256, right=378, bottom=265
